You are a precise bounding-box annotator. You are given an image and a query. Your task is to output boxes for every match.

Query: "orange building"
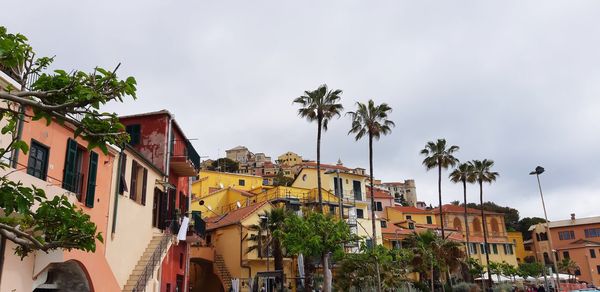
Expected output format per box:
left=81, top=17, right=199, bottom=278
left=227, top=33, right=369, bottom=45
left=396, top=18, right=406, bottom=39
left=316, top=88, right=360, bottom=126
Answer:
left=529, top=214, right=600, bottom=286
left=0, top=106, right=120, bottom=290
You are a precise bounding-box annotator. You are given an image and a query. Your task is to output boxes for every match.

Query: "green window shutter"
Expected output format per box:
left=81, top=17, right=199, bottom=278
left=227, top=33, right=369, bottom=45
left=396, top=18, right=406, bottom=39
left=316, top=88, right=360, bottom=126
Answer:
left=85, top=152, right=98, bottom=208
left=63, top=139, right=79, bottom=192
left=130, top=160, right=138, bottom=201
left=141, top=168, right=148, bottom=206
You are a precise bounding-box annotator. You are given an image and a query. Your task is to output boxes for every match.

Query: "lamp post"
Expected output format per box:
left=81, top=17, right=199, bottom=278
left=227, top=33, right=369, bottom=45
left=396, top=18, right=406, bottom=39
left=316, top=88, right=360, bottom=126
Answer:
left=529, top=166, right=560, bottom=291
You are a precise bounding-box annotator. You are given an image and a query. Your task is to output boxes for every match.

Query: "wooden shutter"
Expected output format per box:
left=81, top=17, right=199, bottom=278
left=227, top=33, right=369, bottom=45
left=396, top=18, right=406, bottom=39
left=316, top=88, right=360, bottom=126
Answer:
left=141, top=168, right=148, bottom=205
left=119, top=153, right=128, bottom=194
left=63, top=139, right=79, bottom=191
left=130, top=160, right=138, bottom=201
left=85, top=152, right=98, bottom=208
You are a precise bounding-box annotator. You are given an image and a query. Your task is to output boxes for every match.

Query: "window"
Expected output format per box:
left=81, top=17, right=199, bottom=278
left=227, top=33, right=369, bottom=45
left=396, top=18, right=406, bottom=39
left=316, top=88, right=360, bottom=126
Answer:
left=179, top=253, right=184, bottom=269
left=129, top=160, right=148, bottom=205
left=27, top=140, right=49, bottom=180
left=85, top=152, right=98, bottom=208
left=118, top=153, right=128, bottom=194
left=470, top=243, right=477, bottom=254
left=408, top=223, right=415, bottom=230
left=427, top=216, right=432, bottom=224
left=125, top=124, right=141, bottom=145
left=406, top=215, right=412, bottom=220
left=381, top=221, right=387, bottom=228
left=353, top=180, right=362, bottom=200
left=591, top=249, right=597, bottom=259
left=365, top=239, right=373, bottom=249
left=506, top=244, right=514, bottom=255
left=559, top=230, right=575, bottom=240
left=62, top=139, right=98, bottom=207
left=585, top=228, right=600, bottom=238
left=492, top=244, right=498, bottom=254
left=563, top=251, right=570, bottom=259
left=391, top=240, right=401, bottom=250
left=376, top=202, right=383, bottom=211
left=597, top=265, right=600, bottom=275
left=481, top=244, right=487, bottom=254
left=356, top=209, right=364, bottom=219
left=239, top=179, right=245, bottom=186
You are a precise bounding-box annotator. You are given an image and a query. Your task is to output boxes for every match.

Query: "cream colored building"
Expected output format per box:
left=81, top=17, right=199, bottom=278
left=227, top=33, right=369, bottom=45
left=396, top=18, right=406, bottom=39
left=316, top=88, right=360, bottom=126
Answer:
left=277, top=151, right=303, bottom=166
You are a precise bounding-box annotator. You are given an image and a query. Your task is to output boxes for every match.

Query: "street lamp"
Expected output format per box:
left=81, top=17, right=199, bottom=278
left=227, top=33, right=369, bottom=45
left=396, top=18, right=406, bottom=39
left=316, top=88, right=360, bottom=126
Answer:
left=259, top=214, right=270, bottom=273
left=529, top=166, right=560, bottom=291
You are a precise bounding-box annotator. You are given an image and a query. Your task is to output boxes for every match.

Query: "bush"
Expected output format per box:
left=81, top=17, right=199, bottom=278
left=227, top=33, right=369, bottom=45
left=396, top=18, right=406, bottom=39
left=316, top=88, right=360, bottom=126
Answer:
left=493, top=283, right=514, bottom=292
left=453, top=282, right=480, bottom=292
left=413, top=281, right=431, bottom=292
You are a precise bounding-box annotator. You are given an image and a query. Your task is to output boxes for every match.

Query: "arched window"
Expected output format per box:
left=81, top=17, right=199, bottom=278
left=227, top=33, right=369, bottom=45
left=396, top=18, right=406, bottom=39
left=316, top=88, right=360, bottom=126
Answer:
left=491, top=218, right=500, bottom=234
left=473, top=217, right=482, bottom=233
left=453, top=217, right=463, bottom=231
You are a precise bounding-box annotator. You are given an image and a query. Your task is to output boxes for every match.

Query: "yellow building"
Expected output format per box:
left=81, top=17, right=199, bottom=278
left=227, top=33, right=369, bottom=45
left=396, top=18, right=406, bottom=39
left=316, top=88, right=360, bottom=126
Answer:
left=291, top=162, right=368, bottom=203
left=507, top=231, right=528, bottom=263
left=192, top=170, right=264, bottom=198
left=385, top=206, right=436, bottom=226
left=277, top=151, right=303, bottom=166
left=189, top=202, right=298, bottom=292
left=434, top=204, right=519, bottom=266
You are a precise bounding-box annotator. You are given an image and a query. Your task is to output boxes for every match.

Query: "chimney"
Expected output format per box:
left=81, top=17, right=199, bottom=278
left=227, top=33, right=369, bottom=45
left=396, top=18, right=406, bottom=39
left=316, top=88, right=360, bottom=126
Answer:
left=571, top=213, right=576, bottom=220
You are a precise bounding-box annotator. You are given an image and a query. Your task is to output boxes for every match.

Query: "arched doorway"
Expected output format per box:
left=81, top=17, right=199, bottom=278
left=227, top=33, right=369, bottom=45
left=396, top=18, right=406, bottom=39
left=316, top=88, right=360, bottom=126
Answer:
left=189, top=259, right=224, bottom=292
left=33, top=260, right=91, bottom=292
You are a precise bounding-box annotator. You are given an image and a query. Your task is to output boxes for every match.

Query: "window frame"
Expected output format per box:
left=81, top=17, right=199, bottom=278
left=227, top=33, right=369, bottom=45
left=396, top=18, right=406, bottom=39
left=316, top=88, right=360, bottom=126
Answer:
left=125, top=124, right=141, bottom=145
left=356, top=209, right=364, bottom=219
left=26, top=139, right=50, bottom=180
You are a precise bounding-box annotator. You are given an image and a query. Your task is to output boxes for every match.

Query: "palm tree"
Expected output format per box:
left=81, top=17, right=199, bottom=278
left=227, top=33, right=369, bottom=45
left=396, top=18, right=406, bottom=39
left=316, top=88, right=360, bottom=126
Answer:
left=421, top=139, right=459, bottom=239
left=449, top=163, right=475, bottom=258
left=293, top=84, right=344, bottom=211
left=469, top=159, right=499, bottom=287
left=558, top=257, right=579, bottom=283
left=246, top=208, right=288, bottom=271
left=407, top=230, right=437, bottom=291
left=347, top=99, right=395, bottom=244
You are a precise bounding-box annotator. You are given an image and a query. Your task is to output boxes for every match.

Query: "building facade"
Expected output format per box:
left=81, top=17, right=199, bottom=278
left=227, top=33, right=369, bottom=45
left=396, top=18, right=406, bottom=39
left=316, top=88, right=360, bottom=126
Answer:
left=529, top=214, right=600, bottom=286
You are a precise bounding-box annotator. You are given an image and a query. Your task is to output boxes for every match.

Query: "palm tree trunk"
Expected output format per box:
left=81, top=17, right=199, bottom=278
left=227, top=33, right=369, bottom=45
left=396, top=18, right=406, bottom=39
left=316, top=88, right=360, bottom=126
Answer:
left=317, top=118, right=323, bottom=212
left=323, top=252, right=331, bottom=292
left=438, top=164, right=445, bottom=239
left=431, top=263, right=435, bottom=292
left=480, top=180, right=492, bottom=288
left=369, top=134, right=377, bottom=245
left=273, top=238, right=283, bottom=271
left=463, top=179, right=471, bottom=259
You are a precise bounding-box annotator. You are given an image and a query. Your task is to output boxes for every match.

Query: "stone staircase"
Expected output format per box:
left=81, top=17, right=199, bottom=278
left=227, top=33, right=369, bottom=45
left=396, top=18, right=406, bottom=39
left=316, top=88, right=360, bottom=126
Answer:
left=214, top=254, right=232, bottom=291
left=123, top=235, right=170, bottom=292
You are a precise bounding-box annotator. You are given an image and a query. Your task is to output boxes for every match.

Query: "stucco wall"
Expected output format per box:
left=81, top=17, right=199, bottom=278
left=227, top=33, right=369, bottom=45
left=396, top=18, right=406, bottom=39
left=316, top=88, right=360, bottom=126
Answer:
left=105, top=147, right=164, bottom=288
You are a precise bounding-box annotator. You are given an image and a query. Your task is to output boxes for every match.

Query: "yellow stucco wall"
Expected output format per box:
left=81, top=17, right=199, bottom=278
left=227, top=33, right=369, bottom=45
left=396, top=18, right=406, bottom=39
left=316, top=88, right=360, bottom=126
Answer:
left=292, top=168, right=368, bottom=202
left=507, top=231, right=527, bottom=263
left=191, top=188, right=255, bottom=217
left=385, top=208, right=436, bottom=225
left=193, top=170, right=264, bottom=197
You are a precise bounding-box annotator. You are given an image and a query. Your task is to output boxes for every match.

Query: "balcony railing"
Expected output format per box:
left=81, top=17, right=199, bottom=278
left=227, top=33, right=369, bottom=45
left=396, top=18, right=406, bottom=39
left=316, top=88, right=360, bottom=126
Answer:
left=170, top=139, right=200, bottom=176
left=0, top=63, right=39, bottom=90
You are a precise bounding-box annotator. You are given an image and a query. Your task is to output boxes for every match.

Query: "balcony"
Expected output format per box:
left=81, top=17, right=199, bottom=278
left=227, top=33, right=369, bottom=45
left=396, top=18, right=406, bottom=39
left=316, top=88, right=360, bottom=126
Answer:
left=0, top=63, right=39, bottom=89
left=170, top=139, right=200, bottom=177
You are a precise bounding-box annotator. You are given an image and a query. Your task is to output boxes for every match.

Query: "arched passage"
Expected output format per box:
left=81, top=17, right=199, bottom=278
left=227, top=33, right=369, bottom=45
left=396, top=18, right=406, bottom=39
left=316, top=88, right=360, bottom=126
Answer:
left=33, top=260, right=92, bottom=292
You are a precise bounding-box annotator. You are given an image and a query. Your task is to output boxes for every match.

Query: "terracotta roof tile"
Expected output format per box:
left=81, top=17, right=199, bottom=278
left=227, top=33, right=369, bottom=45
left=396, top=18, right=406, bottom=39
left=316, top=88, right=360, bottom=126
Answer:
left=366, top=187, right=393, bottom=199
left=205, top=201, right=269, bottom=230
left=431, top=204, right=503, bottom=215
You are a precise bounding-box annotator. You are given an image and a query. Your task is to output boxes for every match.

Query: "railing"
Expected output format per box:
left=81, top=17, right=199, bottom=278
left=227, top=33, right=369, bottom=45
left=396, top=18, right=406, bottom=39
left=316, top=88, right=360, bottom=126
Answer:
left=171, top=139, right=200, bottom=170
left=0, top=63, right=39, bottom=90
left=132, top=222, right=174, bottom=292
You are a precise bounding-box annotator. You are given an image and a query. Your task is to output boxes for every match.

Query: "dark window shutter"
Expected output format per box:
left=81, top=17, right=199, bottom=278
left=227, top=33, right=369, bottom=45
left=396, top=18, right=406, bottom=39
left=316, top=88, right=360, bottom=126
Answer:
left=85, top=152, right=99, bottom=208
left=130, top=160, right=138, bottom=201
left=141, top=168, right=148, bottom=205
left=125, top=124, right=141, bottom=145
left=63, top=139, right=79, bottom=191
left=119, top=153, right=128, bottom=194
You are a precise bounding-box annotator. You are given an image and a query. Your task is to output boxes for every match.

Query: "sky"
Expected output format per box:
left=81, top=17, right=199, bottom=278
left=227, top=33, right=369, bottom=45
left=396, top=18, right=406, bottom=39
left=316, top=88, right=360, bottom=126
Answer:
left=5, top=1, right=600, bottom=221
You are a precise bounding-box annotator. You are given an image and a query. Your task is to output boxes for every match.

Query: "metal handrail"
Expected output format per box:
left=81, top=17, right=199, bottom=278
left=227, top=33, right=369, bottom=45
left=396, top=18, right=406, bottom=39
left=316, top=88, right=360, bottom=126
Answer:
left=132, top=222, right=174, bottom=292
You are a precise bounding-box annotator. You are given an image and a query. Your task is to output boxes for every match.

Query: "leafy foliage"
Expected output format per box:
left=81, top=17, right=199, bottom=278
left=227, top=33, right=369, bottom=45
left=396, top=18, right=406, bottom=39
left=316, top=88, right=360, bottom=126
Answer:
left=335, top=245, right=413, bottom=291
left=209, top=157, right=239, bottom=173
left=0, top=26, right=136, bottom=257
left=247, top=208, right=289, bottom=271
left=517, top=217, right=547, bottom=240
left=518, top=262, right=544, bottom=278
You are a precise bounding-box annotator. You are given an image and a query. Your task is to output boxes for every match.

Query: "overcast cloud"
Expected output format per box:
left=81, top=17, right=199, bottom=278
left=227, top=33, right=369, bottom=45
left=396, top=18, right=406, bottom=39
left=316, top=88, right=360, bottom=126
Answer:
left=5, top=1, right=600, bottom=220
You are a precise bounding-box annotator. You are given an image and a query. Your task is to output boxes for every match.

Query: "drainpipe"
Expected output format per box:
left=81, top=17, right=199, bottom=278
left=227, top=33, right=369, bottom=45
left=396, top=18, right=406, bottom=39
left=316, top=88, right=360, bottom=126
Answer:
left=10, top=106, right=25, bottom=168
left=183, top=178, right=192, bottom=292
left=240, top=223, right=252, bottom=290
left=111, top=145, right=125, bottom=236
